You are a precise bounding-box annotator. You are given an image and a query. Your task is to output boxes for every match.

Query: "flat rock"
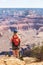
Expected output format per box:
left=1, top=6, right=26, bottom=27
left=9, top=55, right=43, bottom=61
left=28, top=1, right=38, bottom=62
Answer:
left=0, top=56, right=25, bottom=65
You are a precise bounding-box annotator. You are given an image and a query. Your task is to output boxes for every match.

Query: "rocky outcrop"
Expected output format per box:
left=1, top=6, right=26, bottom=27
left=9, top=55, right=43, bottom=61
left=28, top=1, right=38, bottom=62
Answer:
left=0, top=56, right=25, bottom=65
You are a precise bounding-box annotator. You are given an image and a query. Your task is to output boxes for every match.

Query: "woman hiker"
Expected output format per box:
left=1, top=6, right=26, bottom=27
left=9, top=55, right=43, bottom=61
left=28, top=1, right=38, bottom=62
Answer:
left=11, top=29, right=20, bottom=58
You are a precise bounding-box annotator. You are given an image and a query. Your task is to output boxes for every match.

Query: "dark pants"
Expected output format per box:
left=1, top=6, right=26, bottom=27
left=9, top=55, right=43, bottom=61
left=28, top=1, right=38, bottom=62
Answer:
left=12, top=42, right=20, bottom=50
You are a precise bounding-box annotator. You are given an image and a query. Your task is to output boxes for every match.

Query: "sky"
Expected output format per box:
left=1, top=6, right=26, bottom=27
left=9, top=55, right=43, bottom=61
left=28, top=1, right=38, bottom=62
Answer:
left=0, top=0, right=43, bottom=8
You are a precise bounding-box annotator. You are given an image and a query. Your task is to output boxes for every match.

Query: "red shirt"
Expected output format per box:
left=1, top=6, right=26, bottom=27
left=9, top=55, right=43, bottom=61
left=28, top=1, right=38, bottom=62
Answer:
left=11, top=34, right=20, bottom=46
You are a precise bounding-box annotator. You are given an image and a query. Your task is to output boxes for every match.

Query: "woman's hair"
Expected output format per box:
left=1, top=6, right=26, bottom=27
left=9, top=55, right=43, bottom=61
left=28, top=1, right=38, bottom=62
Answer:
left=14, top=29, right=18, bottom=33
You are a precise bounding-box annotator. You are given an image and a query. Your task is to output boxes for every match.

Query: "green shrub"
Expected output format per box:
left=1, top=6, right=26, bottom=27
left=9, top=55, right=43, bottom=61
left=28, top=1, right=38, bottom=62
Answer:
left=31, top=45, right=43, bottom=61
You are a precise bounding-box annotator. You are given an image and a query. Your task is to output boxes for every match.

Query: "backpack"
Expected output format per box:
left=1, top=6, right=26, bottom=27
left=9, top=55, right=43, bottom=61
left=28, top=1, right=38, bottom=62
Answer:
left=12, top=35, right=20, bottom=46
